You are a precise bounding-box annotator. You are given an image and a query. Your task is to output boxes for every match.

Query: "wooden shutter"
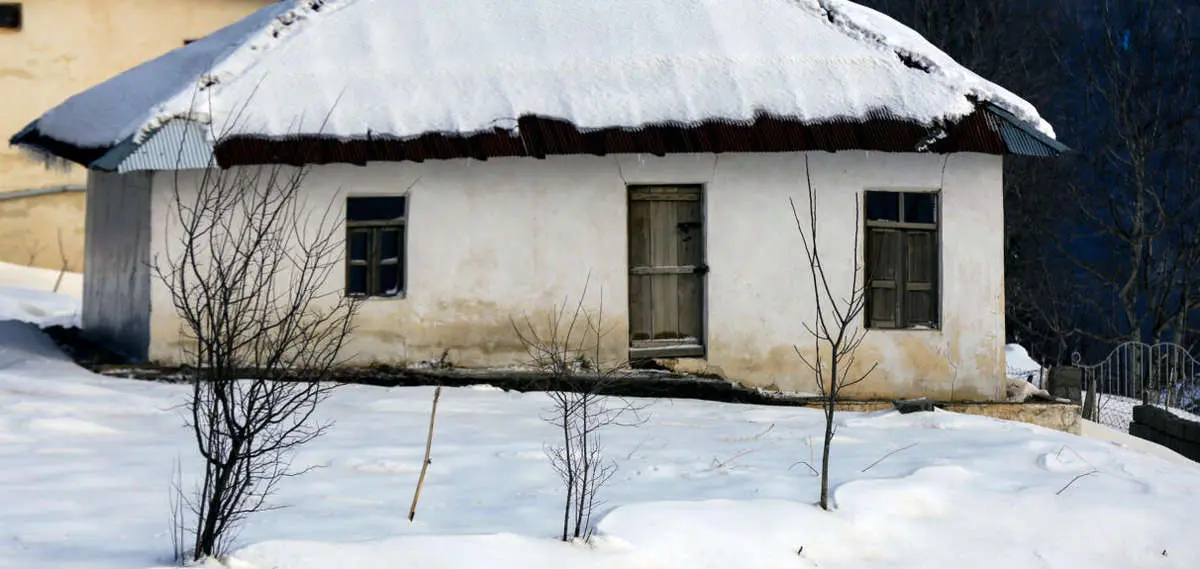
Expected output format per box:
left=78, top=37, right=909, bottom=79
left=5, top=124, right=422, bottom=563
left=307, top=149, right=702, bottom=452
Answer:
left=867, top=228, right=902, bottom=328
left=903, top=231, right=937, bottom=326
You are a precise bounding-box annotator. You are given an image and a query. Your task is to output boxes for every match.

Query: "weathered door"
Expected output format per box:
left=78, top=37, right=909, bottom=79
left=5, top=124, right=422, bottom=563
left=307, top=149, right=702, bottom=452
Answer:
left=628, top=185, right=706, bottom=359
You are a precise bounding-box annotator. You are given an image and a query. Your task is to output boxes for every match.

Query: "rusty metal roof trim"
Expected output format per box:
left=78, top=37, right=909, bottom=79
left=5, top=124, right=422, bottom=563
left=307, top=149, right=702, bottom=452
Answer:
left=212, top=108, right=1060, bottom=168
left=11, top=107, right=1065, bottom=172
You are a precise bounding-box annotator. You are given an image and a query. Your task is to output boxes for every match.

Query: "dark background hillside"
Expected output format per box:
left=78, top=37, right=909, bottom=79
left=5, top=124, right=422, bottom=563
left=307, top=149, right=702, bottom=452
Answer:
left=861, top=0, right=1200, bottom=365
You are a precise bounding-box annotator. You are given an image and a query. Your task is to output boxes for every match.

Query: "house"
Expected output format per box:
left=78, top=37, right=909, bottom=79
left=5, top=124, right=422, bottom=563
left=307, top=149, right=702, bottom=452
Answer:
left=0, top=0, right=274, bottom=272
left=8, top=0, right=1065, bottom=401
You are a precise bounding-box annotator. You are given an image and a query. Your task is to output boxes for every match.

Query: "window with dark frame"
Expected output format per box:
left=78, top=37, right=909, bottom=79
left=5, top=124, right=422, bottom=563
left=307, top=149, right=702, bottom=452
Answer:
left=864, top=190, right=939, bottom=329
left=345, top=196, right=406, bottom=297
left=0, top=3, right=22, bottom=30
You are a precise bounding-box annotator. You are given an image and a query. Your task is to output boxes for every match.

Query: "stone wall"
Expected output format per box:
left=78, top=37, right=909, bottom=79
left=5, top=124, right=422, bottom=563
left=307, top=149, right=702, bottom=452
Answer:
left=1129, top=406, right=1200, bottom=462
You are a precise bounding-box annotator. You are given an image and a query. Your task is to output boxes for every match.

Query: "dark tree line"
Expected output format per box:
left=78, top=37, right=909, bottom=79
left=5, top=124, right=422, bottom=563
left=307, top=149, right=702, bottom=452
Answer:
left=861, top=0, right=1200, bottom=364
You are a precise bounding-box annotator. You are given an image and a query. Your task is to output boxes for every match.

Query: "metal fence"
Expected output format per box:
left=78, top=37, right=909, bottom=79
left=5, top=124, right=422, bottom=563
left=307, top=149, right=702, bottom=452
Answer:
left=1072, top=342, right=1200, bottom=431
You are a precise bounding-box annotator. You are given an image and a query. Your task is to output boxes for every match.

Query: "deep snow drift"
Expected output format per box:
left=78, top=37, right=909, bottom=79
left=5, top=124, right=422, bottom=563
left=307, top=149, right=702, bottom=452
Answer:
left=0, top=283, right=1196, bottom=569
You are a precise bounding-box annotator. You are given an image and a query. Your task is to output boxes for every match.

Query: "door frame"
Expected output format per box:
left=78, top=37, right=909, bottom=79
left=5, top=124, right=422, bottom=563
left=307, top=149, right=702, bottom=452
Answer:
left=626, top=184, right=708, bottom=360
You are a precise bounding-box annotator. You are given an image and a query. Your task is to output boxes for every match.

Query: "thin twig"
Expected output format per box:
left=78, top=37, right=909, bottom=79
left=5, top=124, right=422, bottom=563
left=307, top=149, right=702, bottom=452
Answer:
left=787, top=460, right=819, bottom=476
left=1056, top=469, right=1099, bottom=495
left=409, top=385, right=442, bottom=521
left=860, top=442, right=919, bottom=473
left=709, top=449, right=757, bottom=471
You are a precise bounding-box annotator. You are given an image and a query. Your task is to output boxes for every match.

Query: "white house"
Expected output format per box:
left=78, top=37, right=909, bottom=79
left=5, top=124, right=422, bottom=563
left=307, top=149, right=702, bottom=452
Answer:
left=9, top=0, right=1064, bottom=401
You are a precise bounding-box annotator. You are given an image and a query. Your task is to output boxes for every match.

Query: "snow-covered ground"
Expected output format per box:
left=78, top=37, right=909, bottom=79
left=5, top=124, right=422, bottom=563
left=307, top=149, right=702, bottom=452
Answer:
left=0, top=260, right=82, bottom=299
left=1080, top=419, right=1197, bottom=470
left=0, top=260, right=82, bottom=328
left=0, top=297, right=1197, bottom=569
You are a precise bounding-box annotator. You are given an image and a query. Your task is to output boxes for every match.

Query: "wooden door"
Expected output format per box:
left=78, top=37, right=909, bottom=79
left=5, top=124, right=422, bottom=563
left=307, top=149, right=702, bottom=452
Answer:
left=628, top=186, right=705, bottom=358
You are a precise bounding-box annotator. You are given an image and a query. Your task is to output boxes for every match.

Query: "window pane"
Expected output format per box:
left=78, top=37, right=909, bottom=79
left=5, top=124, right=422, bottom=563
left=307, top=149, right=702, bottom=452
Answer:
left=347, top=196, right=406, bottom=221
left=865, top=191, right=900, bottom=222
left=379, top=229, right=400, bottom=262
left=348, top=230, right=370, bottom=261
left=347, top=265, right=368, bottom=294
left=904, top=193, right=937, bottom=224
left=378, top=264, right=401, bottom=295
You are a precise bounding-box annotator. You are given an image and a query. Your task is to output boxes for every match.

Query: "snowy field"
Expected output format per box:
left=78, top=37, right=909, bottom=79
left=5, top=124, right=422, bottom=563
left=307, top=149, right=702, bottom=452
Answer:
left=1, top=276, right=1199, bottom=569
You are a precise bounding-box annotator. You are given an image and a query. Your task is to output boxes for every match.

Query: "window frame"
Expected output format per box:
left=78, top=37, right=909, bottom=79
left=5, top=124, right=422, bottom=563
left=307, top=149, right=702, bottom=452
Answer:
left=862, top=189, right=941, bottom=330
left=345, top=195, right=408, bottom=299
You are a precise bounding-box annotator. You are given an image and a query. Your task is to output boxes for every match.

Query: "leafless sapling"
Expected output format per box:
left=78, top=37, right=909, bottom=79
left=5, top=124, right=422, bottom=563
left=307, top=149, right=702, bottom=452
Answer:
left=511, top=278, right=648, bottom=542
left=790, top=157, right=878, bottom=511
left=155, top=152, right=359, bottom=560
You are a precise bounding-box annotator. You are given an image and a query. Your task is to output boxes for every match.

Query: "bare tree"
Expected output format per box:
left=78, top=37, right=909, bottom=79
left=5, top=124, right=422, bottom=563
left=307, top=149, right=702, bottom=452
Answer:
left=511, top=278, right=648, bottom=542
left=1051, top=0, right=1200, bottom=345
left=154, top=155, right=359, bottom=560
left=790, top=157, right=877, bottom=511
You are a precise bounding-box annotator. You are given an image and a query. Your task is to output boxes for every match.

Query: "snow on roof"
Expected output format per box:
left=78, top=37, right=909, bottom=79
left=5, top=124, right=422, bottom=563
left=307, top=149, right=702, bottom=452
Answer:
left=18, top=0, right=1056, bottom=154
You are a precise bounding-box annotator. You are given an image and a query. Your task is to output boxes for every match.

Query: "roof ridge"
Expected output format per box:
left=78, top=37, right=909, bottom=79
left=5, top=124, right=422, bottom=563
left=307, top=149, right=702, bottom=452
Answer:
left=807, top=0, right=940, bottom=74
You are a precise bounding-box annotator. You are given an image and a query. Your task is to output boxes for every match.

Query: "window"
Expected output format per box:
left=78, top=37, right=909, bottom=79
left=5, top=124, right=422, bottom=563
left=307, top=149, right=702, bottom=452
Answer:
left=864, top=190, right=938, bottom=329
left=0, top=4, right=21, bottom=30
left=346, top=196, right=406, bottom=297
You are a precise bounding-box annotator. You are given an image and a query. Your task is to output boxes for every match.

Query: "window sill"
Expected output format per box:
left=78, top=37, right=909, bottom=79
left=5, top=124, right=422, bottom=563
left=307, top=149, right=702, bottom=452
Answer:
left=866, top=325, right=941, bottom=332
left=347, top=292, right=407, bottom=300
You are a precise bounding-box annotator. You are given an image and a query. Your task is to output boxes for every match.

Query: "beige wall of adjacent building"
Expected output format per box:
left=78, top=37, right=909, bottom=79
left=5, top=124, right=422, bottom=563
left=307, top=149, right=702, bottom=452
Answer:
left=0, top=0, right=274, bottom=271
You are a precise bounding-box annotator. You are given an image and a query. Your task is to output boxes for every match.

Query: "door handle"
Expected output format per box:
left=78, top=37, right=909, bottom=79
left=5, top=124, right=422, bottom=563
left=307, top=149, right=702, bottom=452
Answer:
left=693, top=264, right=709, bottom=275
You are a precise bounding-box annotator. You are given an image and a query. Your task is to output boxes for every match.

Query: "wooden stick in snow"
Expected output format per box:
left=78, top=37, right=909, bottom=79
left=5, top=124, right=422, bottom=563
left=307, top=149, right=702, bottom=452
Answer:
left=409, top=385, right=442, bottom=521
left=52, top=229, right=68, bottom=293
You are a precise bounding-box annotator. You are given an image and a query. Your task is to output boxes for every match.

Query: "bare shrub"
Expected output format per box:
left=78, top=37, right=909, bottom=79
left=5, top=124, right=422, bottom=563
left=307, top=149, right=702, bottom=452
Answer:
left=154, top=155, right=358, bottom=560
left=511, top=278, right=649, bottom=542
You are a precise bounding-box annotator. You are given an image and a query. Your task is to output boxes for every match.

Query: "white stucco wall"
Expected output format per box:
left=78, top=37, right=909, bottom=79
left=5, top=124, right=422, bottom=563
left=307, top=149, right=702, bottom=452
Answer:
left=145, top=151, right=1006, bottom=400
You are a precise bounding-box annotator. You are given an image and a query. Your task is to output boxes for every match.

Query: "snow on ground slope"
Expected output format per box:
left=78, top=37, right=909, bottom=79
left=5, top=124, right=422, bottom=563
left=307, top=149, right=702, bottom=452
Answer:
left=1081, top=419, right=1197, bottom=470
left=0, top=260, right=82, bottom=299
left=0, top=311, right=1197, bottom=569
left=0, top=261, right=82, bottom=328
left=0, top=287, right=80, bottom=328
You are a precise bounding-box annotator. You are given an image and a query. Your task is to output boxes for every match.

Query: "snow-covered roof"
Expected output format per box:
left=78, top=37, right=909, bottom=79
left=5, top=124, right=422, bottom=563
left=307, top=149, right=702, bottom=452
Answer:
left=10, top=0, right=1061, bottom=168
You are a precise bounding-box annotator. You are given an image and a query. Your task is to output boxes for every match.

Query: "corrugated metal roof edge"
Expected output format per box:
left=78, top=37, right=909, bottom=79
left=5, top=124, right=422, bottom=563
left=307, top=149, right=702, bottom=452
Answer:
left=985, top=103, right=1071, bottom=155
left=10, top=106, right=1065, bottom=172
